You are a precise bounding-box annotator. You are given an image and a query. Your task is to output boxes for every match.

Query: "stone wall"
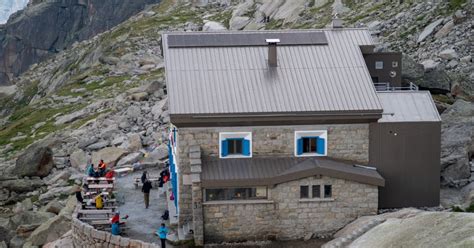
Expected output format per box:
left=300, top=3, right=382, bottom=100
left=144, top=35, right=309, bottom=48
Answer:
left=71, top=206, right=160, bottom=247
left=203, top=176, right=378, bottom=242
left=176, top=124, right=370, bottom=225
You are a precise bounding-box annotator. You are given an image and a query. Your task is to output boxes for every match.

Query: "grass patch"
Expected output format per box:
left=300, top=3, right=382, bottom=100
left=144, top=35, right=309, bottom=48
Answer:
left=0, top=104, right=84, bottom=152
left=449, top=0, right=467, bottom=11
left=207, top=10, right=232, bottom=29
left=265, top=19, right=284, bottom=30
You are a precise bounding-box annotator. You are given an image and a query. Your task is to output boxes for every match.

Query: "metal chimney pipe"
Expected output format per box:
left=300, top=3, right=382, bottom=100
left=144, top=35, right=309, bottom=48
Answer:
left=266, top=38, right=280, bottom=67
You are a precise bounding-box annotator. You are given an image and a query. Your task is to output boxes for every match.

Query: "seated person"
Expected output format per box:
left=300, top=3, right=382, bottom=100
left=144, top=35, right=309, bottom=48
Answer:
left=105, top=170, right=115, bottom=184
left=86, top=164, right=95, bottom=177
left=98, top=160, right=107, bottom=177
left=95, top=194, right=103, bottom=209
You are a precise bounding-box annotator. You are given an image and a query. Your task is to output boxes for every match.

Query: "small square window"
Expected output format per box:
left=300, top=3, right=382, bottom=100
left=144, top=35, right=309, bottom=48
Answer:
left=375, top=61, right=384, bottom=70
left=312, top=185, right=321, bottom=198
left=300, top=186, right=309, bottom=199
left=302, top=137, right=317, bottom=153
left=324, top=185, right=332, bottom=198
left=392, top=61, right=398, bottom=68
left=228, top=139, right=243, bottom=155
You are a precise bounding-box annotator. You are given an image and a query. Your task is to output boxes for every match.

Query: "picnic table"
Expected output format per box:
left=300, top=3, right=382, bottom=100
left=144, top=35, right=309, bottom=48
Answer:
left=86, top=177, right=115, bottom=182
left=134, top=177, right=160, bottom=189
left=77, top=209, right=114, bottom=218
left=114, top=167, right=133, bottom=177
left=88, top=184, right=114, bottom=190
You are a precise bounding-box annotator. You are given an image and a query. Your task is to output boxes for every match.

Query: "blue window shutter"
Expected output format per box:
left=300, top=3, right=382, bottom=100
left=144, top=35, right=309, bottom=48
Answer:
left=242, top=139, right=250, bottom=156
left=297, top=138, right=303, bottom=155
left=221, top=139, right=228, bottom=157
left=317, top=137, right=325, bottom=155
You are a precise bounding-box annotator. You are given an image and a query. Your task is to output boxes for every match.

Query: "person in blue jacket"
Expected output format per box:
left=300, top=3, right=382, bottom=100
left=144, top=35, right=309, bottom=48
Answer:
left=156, top=223, right=169, bottom=248
left=111, top=211, right=121, bottom=235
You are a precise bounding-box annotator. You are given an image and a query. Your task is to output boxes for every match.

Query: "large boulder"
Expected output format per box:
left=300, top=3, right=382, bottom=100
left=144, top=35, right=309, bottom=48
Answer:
left=441, top=100, right=474, bottom=186
left=127, top=133, right=142, bottom=152
left=421, top=67, right=451, bottom=93
left=0, top=179, right=44, bottom=193
left=349, top=212, right=474, bottom=247
left=91, top=147, right=126, bottom=167
left=12, top=143, right=54, bottom=178
left=202, top=21, right=227, bottom=31
left=69, top=149, right=87, bottom=171
left=26, top=214, right=71, bottom=246
left=9, top=211, right=55, bottom=230
left=417, top=19, right=443, bottom=43
left=117, top=152, right=142, bottom=166
left=401, top=54, right=424, bottom=83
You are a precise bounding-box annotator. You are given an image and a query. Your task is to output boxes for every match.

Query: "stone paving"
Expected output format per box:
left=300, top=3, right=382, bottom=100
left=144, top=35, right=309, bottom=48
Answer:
left=116, top=168, right=172, bottom=246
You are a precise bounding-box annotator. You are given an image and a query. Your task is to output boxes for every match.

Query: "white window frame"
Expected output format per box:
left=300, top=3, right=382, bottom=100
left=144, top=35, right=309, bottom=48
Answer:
left=219, top=132, right=252, bottom=159
left=375, top=61, right=384, bottom=70
left=294, top=130, right=328, bottom=157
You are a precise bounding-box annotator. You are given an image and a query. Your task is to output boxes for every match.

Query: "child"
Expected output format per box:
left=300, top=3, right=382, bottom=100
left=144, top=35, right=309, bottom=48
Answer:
left=156, top=223, right=169, bottom=248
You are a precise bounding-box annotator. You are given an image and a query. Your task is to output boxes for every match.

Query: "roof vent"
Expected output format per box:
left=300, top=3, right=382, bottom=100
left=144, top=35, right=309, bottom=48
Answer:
left=332, top=14, right=343, bottom=28
left=266, top=38, right=280, bottom=67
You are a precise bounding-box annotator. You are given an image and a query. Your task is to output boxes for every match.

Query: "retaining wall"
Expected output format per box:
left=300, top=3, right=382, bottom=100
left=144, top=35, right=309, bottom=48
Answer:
left=71, top=206, right=160, bottom=247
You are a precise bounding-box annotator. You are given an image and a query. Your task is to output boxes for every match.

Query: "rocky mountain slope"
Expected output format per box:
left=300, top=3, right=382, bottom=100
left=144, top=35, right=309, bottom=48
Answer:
left=0, top=0, right=472, bottom=247
left=0, top=0, right=162, bottom=86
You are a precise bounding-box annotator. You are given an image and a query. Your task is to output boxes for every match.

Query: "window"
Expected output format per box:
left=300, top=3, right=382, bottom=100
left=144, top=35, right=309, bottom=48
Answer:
left=300, top=186, right=309, bottom=199
left=228, top=139, right=243, bottom=154
left=295, top=131, right=327, bottom=156
left=324, top=185, right=332, bottom=198
left=375, top=61, right=384, bottom=69
left=302, top=137, right=317, bottom=153
left=312, top=185, right=321, bottom=198
left=220, top=132, right=252, bottom=158
left=205, top=187, right=267, bottom=201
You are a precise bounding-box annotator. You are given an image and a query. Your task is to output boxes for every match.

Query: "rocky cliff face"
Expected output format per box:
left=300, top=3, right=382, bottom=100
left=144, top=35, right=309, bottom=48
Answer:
left=0, top=0, right=161, bottom=85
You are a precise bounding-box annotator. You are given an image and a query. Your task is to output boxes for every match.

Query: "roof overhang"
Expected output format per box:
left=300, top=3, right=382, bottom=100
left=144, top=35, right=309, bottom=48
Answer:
left=170, top=110, right=383, bottom=127
left=201, top=156, right=385, bottom=188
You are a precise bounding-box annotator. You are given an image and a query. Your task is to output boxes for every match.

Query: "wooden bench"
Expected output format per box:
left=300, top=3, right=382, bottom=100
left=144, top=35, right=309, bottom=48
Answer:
left=134, top=177, right=160, bottom=189
left=88, top=184, right=114, bottom=190
left=86, top=177, right=115, bottom=183
left=78, top=209, right=113, bottom=215
left=114, top=167, right=133, bottom=177
left=84, top=205, right=117, bottom=210
left=90, top=220, right=127, bottom=226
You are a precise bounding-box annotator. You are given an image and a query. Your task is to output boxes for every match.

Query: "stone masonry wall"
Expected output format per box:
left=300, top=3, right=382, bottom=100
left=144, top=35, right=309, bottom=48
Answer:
left=176, top=124, right=370, bottom=225
left=71, top=206, right=160, bottom=247
left=203, top=176, right=378, bottom=242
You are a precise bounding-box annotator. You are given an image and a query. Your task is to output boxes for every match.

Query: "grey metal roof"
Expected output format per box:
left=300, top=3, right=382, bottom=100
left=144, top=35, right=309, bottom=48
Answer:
left=167, top=31, right=328, bottom=47
left=201, top=156, right=385, bottom=187
left=163, top=29, right=383, bottom=116
left=377, top=91, right=441, bottom=122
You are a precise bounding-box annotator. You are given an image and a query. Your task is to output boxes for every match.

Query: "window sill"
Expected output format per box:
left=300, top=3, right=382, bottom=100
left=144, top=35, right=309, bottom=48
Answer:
left=220, top=154, right=252, bottom=159
left=295, top=153, right=326, bottom=157
left=298, top=198, right=334, bottom=203
left=203, top=200, right=274, bottom=205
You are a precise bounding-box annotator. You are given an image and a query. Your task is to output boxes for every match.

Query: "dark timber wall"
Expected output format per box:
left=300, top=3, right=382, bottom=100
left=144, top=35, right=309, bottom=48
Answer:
left=364, top=52, right=402, bottom=87
left=369, top=122, right=441, bottom=208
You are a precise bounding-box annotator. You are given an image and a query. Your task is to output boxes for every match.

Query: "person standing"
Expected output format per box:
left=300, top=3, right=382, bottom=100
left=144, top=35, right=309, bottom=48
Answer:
left=142, top=179, right=153, bottom=209
left=141, top=171, right=147, bottom=184
left=156, top=223, right=169, bottom=248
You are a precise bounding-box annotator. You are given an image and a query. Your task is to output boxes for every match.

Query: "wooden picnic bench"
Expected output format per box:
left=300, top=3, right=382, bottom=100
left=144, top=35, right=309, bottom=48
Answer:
left=78, top=209, right=114, bottom=215
left=90, top=220, right=127, bottom=226
left=114, top=167, right=133, bottom=177
left=134, top=177, right=160, bottom=189
left=84, top=205, right=117, bottom=210
left=88, top=184, right=114, bottom=190
left=86, top=177, right=115, bottom=182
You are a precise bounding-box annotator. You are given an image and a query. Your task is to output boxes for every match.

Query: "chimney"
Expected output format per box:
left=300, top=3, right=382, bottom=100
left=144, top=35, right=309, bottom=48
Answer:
left=266, top=38, right=280, bottom=67
left=332, top=14, right=343, bottom=28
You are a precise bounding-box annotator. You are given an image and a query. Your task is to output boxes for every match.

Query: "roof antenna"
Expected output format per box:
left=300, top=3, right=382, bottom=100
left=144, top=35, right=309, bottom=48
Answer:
left=266, top=38, right=280, bottom=67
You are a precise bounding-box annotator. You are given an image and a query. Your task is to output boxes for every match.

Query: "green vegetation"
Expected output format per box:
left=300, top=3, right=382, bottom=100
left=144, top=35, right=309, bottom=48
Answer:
left=449, top=0, right=467, bottom=11
left=452, top=204, right=474, bottom=213
left=207, top=10, right=233, bottom=29
left=265, top=19, right=284, bottom=30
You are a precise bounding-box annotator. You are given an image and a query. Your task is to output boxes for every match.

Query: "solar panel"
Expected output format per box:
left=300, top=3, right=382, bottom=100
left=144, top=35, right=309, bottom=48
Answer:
left=167, top=31, right=328, bottom=48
